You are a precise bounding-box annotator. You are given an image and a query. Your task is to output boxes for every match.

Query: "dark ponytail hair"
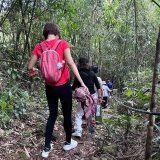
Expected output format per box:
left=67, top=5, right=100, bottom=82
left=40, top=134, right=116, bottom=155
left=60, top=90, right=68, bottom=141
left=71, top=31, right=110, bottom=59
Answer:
left=91, top=65, right=98, bottom=74
left=78, top=56, right=90, bottom=70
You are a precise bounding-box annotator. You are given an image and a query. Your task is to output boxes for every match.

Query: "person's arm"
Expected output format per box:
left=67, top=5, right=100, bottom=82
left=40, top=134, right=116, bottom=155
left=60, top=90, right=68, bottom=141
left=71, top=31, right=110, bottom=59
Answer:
left=28, top=55, right=38, bottom=70
left=71, top=77, right=79, bottom=91
left=97, top=88, right=102, bottom=103
left=98, top=77, right=103, bottom=97
left=28, top=43, right=42, bottom=71
left=97, top=88, right=102, bottom=98
left=100, top=85, right=103, bottom=97
left=64, top=48, right=86, bottom=88
left=28, top=55, right=38, bottom=74
left=93, top=75, right=102, bottom=102
left=93, top=75, right=100, bottom=90
left=107, top=86, right=112, bottom=92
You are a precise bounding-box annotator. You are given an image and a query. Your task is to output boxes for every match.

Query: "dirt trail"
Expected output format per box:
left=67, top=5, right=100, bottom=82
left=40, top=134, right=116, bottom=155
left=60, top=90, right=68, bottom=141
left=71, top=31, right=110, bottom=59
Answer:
left=0, top=111, right=107, bottom=160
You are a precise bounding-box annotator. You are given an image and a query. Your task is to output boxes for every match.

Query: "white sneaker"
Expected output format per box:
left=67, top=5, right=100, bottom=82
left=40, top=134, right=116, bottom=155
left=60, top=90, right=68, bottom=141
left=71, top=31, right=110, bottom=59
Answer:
left=72, top=130, right=82, bottom=137
left=63, top=139, right=78, bottom=151
left=42, top=144, right=53, bottom=158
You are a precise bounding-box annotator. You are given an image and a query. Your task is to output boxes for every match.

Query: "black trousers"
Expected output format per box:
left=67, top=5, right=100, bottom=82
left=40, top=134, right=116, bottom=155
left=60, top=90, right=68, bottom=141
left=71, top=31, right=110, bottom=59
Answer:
left=102, top=97, right=107, bottom=108
left=45, top=80, right=72, bottom=148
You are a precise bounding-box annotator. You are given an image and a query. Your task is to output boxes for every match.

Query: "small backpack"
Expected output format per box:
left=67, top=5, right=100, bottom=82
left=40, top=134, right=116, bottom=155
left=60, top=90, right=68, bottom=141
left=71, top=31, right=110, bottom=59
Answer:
left=40, top=40, right=65, bottom=83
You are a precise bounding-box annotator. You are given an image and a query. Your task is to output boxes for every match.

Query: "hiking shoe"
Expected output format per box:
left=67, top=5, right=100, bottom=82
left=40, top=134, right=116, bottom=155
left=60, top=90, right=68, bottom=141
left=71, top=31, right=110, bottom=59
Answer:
left=63, top=139, right=78, bottom=151
left=72, top=130, right=82, bottom=137
left=42, top=144, right=53, bottom=158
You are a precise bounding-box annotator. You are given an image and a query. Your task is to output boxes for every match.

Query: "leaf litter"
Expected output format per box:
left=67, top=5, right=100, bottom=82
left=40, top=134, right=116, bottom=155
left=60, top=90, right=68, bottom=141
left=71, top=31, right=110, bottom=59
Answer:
left=0, top=106, right=159, bottom=160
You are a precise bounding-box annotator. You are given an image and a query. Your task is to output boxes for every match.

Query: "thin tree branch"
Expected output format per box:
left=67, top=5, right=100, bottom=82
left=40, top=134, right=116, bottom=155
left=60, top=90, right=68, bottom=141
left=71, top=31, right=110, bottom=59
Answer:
left=113, top=96, right=160, bottom=116
left=18, top=0, right=37, bottom=69
left=152, top=0, right=160, bottom=8
left=0, top=0, right=17, bottom=26
left=133, top=0, right=138, bottom=67
left=0, top=59, right=20, bottom=64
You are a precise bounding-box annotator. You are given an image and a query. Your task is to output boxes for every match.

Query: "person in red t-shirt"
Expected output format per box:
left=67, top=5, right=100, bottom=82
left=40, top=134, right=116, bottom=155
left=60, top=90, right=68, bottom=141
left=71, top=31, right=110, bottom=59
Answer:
left=28, top=21, right=86, bottom=158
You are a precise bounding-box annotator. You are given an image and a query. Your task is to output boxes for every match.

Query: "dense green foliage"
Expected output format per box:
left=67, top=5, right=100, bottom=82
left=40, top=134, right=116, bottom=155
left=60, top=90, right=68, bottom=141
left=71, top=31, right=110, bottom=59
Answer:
left=0, top=0, right=160, bottom=127
left=1, top=1, right=160, bottom=158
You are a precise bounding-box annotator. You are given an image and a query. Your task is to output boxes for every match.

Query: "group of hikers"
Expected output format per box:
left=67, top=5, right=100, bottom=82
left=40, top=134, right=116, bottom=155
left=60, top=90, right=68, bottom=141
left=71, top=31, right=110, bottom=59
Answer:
left=28, top=21, right=113, bottom=158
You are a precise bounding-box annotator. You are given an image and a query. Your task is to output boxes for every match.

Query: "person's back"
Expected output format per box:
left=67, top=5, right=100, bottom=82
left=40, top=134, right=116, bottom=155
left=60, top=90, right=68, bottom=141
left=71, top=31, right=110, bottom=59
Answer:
left=102, top=81, right=112, bottom=108
left=28, top=21, right=87, bottom=158
left=91, top=65, right=103, bottom=96
left=72, top=68, right=99, bottom=95
left=72, top=57, right=102, bottom=136
left=107, top=80, right=113, bottom=90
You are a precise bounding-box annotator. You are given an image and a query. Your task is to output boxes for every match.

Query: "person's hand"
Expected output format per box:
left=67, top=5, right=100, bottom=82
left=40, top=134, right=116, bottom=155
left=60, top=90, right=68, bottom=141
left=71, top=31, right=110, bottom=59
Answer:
left=30, top=67, right=38, bottom=76
left=98, top=97, right=102, bottom=104
left=81, top=83, right=89, bottom=92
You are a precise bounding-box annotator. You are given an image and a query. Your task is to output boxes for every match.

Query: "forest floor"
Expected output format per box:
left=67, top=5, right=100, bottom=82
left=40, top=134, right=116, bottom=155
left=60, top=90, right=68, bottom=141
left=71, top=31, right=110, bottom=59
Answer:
left=0, top=108, right=106, bottom=160
left=0, top=99, right=159, bottom=160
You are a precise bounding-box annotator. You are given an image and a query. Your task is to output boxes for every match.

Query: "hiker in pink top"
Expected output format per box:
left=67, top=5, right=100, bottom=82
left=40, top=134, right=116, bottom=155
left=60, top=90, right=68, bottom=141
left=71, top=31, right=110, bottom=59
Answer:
left=28, top=22, right=86, bottom=158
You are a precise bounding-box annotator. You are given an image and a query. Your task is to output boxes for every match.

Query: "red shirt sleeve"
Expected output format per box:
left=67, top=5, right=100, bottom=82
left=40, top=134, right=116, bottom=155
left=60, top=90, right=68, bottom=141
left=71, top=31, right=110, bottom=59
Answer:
left=61, top=40, right=71, bottom=51
left=32, top=43, right=41, bottom=58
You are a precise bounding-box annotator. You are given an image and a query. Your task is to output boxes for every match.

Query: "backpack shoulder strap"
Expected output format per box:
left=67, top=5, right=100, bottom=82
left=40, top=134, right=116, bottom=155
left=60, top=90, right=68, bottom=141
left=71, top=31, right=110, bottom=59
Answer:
left=39, top=40, right=61, bottom=52
left=80, top=71, right=94, bottom=84
left=51, top=40, right=61, bottom=51
left=39, top=42, right=46, bottom=52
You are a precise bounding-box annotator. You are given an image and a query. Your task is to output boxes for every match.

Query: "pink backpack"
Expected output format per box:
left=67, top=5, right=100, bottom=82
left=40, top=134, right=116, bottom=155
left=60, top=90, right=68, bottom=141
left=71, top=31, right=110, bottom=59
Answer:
left=40, top=40, right=65, bottom=83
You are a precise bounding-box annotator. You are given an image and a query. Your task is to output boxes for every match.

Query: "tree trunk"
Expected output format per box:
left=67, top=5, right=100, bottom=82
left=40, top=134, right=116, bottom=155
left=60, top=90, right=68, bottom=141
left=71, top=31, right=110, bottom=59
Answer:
left=145, top=28, right=160, bottom=160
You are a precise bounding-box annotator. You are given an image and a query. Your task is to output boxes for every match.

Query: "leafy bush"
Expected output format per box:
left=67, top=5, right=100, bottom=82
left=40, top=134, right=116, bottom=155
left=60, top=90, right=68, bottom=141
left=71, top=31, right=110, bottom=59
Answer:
left=104, top=115, right=142, bottom=137
left=0, top=87, right=34, bottom=128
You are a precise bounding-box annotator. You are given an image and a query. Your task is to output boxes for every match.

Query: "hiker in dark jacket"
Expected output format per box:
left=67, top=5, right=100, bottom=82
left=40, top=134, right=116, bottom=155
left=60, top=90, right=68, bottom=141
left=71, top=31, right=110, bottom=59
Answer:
left=72, top=56, right=102, bottom=137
